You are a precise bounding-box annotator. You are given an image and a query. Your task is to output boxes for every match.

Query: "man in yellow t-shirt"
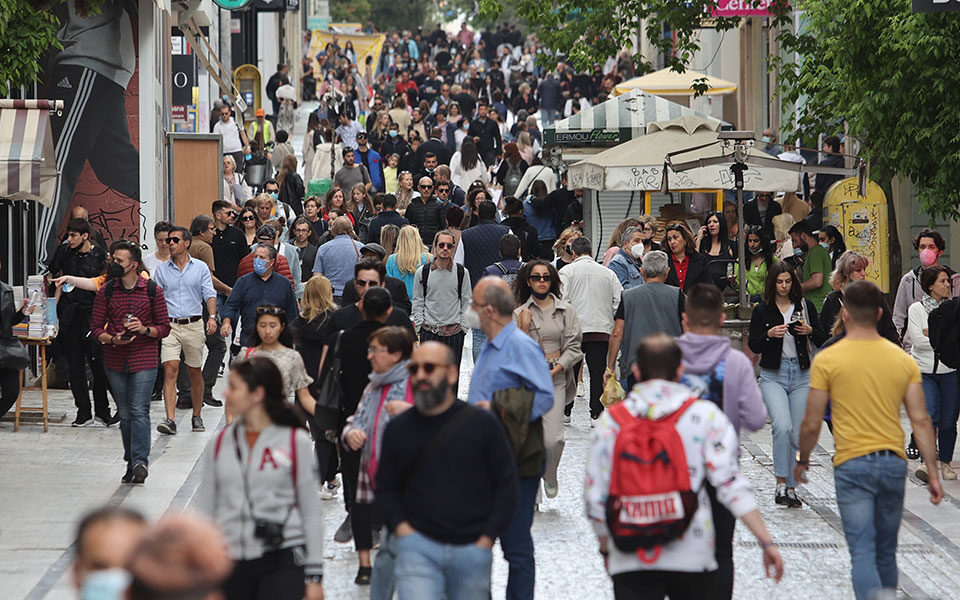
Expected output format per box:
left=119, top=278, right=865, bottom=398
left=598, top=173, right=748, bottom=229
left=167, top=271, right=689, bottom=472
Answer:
left=794, top=280, right=942, bottom=600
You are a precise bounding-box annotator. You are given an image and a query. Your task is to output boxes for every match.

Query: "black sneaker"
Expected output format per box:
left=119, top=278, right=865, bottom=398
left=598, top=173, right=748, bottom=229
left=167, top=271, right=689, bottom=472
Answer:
left=72, top=414, right=93, bottom=427
left=176, top=396, right=192, bottom=410
left=150, top=390, right=163, bottom=402
left=906, top=439, right=920, bottom=460
left=131, top=462, right=148, bottom=484
left=192, top=416, right=205, bottom=432
left=121, top=468, right=133, bottom=483
left=355, top=566, right=372, bottom=585
left=94, top=414, right=112, bottom=427
left=785, top=488, right=802, bottom=508
left=334, top=515, right=353, bottom=543
left=157, top=418, right=177, bottom=435
left=203, top=396, right=223, bottom=407
left=775, top=485, right=788, bottom=506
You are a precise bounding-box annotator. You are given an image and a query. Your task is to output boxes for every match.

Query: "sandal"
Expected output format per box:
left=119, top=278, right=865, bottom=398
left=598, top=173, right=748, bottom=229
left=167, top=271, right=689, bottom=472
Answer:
left=355, top=566, right=372, bottom=585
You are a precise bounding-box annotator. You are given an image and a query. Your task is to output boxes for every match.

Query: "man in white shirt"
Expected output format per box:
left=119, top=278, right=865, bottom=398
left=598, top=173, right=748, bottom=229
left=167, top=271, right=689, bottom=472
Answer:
left=212, top=105, right=250, bottom=173
left=335, top=111, right=365, bottom=150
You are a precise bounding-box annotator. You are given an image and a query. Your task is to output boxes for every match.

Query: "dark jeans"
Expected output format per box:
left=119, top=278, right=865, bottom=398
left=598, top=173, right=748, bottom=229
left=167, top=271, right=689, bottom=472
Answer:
left=706, top=483, right=735, bottom=600
left=222, top=547, right=305, bottom=600
left=921, top=371, right=960, bottom=462
left=104, top=368, right=154, bottom=466
left=177, top=303, right=226, bottom=400
left=500, top=468, right=541, bottom=600
left=59, top=316, right=109, bottom=418
left=418, top=329, right=465, bottom=395
left=314, top=436, right=339, bottom=482
left=567, top=340, right=607, bottom=419
left=612, top=570, right=716, bottom=600
left=0, top=367, right=21, bottom=420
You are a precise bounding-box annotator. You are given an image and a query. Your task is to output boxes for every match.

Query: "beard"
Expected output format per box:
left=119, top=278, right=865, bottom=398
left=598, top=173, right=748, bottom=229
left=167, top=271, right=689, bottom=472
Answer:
left=413, top=380, right=449, bottom=411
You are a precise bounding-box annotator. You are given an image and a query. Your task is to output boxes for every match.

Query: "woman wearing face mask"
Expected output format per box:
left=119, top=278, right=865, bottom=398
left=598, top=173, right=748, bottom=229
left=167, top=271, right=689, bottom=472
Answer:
left=819, top=251, right=899, bottom=343
left=607, top=225, right=645, bottom=289
left=514, top=260, right=582, bottom=498
left=734, top=226, right=777, bottom=303
left=695, top=210, right=734, bottom=289
left=748, top=262, right=827, bottom=508
left=908, top=265, right=959, bottom=483
left=664, top=222, right=712, bottom=292
left=341, top=326, right=415, bottom=585
left=817, top=225, right=846, bottom=269
left=551, top=226, right=583, bottom=271
left=196, top=356, right=325, bottom=600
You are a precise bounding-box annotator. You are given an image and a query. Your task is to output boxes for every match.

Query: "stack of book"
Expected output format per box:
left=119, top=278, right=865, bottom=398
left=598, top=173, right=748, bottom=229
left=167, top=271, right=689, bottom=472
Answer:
left=26, top=275, right=47, bottom=338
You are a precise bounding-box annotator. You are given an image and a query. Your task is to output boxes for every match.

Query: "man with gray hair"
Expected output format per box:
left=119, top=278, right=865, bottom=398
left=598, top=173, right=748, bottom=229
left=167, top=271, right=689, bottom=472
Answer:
left=220, top=243, right=299, bottom=350
left=605, top=250, right=685, bottom=390
left=608, top=226, right=645, bottom=289
left=559, top=237, right=623, bottom=422
left=312, top=216, right=365, bottom=304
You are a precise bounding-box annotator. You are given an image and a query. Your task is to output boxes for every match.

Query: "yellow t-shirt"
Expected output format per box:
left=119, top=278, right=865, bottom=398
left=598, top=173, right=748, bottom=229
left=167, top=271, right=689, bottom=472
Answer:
left=809, top=338, right=921, bottom=467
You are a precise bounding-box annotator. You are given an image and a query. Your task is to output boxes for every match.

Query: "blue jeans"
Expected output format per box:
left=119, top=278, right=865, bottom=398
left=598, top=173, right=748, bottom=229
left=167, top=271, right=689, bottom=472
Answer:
left=471, top=328, right=487, bottom=363
left=104, top=368, right=155, bottom=467
left=834, top=452, right=906, bottom=600
left=540, top=108, right=558, bottom=127
left=501, top=470, right=541, bottom=600
left=922, top=371, right=960, bottom=462
left=759, top=358, right=810, bottom=487
left=394, top=531, right=492, bottom=600
left=370, top=526, right=396, bottom=600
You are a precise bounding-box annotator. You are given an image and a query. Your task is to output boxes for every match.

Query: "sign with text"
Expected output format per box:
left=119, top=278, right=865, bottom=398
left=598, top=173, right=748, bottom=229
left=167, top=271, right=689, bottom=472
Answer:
left=712, top=0, right=776, bottom=17
left=913, top=0, right=960, bottom=12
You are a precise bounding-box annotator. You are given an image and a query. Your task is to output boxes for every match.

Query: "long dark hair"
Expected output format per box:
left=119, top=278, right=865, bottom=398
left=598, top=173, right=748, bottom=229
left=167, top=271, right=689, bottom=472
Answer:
left=460, top=139, right=479, bottom=171
left=763, top=261, right=803, bottom=305
left=665, top=222, right=697, bottom=257
left=230, top=357, right=305, bottom=429
left=820, top=225, right=846, bottom=268
left=745, top=226, right=774, bottom=269
left=251, top=306, right=295, bottom=348
left=698, top=211, right=731, bottom=255
left=515, top=259, right=562, bottom=304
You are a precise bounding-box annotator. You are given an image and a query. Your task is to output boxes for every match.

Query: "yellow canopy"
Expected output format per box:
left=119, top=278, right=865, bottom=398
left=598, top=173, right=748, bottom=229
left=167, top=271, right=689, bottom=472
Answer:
left=614, top=68, right=737, bottom=97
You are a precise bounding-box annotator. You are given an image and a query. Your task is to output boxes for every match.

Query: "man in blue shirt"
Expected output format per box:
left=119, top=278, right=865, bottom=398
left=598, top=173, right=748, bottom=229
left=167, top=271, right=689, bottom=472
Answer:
left=152, top=226, right=218, bottom=435
left=220, top=244, right=299, bottom=348
left=467, top=276, right=553, bottom=600
left=312, top=216, right=365, bottom=303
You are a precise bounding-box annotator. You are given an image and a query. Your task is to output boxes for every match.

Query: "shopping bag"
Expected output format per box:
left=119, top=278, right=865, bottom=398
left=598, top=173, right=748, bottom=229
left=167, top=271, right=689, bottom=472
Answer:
left=600, top=368, right=626, bottom=407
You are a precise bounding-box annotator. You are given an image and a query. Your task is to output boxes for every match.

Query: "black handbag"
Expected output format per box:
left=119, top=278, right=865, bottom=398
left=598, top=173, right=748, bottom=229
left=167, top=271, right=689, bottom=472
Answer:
left=313, top=329, right=345, bottom=431
left=0, top=337, right=29, bottom=371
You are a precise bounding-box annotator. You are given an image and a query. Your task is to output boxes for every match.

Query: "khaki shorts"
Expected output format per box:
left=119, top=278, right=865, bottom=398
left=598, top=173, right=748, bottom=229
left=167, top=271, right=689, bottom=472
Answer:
left=161, top=320, right=205, bottom=368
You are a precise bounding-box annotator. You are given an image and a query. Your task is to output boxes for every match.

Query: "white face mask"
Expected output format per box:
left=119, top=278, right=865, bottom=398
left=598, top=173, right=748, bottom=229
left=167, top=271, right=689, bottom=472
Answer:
left=80, top=569, right=131, bottom=600
left=630, top=244, right=645, bottom=259
left=464, top=307, right=482, bottom=330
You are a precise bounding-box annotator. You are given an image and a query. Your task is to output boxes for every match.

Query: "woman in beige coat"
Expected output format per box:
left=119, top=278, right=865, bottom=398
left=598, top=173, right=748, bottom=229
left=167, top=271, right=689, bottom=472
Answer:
left=513, top=259, right=583, bottom=500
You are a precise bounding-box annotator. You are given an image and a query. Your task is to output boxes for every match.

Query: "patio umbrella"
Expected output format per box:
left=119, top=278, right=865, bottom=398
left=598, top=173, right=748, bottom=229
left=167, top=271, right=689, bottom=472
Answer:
left=614, top=68, right=737, bottom=97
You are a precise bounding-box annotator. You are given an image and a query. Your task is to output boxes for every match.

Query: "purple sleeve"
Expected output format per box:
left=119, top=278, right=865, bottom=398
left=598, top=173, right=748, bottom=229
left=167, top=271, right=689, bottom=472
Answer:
left=726, top=350, right=767, bottom=433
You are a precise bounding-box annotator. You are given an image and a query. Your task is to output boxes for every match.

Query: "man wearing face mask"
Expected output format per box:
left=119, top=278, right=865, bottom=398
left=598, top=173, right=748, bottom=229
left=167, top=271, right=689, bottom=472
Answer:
left=220, top=244, right=299, bottom=350
left=73, top=506, right=147, bottom=599
left=788, top=221, right=833, bottom=312
left=376, top=342, right=517, bottom=600
left=607, top=226, right=645, bottom=290
left=761, top=128, right=780, bottom=157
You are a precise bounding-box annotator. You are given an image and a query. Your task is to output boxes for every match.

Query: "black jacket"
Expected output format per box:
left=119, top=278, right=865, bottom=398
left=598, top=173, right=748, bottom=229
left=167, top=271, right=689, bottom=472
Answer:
left=416, top=138, right=453, bottom=169
left=341, top=276, right=412, bottom=315
left=500, top=215, right=540, bottom=261
left=367, top=211, right=409, bottom=244
left=279, top=172, right=305, bottom=216
left=819, top=289, right=900, bottom=344
left=665, top=252, right=712, bottom=292
left=748, top=298, right=829, bottom=371
left=405, top=197, right=445, bottom=246
left=742, top=198, right=781, bottom=241
left=468, top=118, right=502, bottom=158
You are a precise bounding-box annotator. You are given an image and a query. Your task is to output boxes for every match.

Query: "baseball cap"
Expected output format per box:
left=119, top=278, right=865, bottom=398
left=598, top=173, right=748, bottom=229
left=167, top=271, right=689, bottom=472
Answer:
left=255, top=108, right=265, bottom=117
left=360, top=243, right=387, bottom=259
left=256, top=224, right=277, bottom=240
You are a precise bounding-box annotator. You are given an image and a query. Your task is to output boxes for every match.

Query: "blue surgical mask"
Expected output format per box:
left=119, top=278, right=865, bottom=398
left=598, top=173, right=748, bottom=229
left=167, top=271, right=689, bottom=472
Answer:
left=389, top=130, right=398, bottom=138
left=253, top=257, right=269, bottom=275
left=762, top=136, right=772, bottom=143
left=793, top=248, right=804, bottom=257
left=270, top=192, right=278, bottom=200
left=80, top=568, right=130, bottom=600
left=819, top=242, right=830, bottom=250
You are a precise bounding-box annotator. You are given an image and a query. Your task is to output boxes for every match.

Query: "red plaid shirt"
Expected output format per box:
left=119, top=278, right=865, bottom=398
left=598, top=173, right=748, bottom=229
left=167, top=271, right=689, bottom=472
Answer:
left=90, top=277, right=171, bottom=373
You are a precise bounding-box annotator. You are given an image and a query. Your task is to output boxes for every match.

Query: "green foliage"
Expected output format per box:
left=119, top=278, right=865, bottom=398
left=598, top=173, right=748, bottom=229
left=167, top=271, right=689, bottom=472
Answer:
left=0, top=0, right=64, bottom=95
left=330, top=0, right=372, bottom=26
left=771, top=0, right=960, bottom=221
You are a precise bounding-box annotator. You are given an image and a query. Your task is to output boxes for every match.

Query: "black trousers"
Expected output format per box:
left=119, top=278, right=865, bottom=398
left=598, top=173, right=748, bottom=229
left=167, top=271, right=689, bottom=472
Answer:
left=706, top=483, right=736, bottom=600
left=612, top=570, right=715, bottom=600
left=222, top=547, right=305, bottom=600
left=59, top=315, right=109, bottom=418
left=0, top=368, right=21, bottom=420
left=41, top=65, right=139, bottom=266
left=567, top=340, right=608, bottom=419
left=418, top=329, right=465, bottom=395
left=341, top=447, right=361, bottom=514
left=351, top=502, right=380, bottom=551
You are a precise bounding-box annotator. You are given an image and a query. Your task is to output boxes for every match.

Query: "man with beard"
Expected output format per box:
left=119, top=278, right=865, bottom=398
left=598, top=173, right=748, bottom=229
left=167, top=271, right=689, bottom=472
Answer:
left=375, top=342, right=517, bottom=599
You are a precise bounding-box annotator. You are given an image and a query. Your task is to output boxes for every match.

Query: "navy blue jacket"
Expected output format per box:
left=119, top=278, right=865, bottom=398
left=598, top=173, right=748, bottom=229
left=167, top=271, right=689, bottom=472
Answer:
left=221, top=272, right=300, bottom=347
left=461, top=220, right=510, bottom=289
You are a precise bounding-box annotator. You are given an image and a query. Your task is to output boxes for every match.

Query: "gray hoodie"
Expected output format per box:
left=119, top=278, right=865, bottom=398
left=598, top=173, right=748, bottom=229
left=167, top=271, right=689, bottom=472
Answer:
left=196, top=423, right=324, bottom=576
left=676, top=332, right=766, bottom=435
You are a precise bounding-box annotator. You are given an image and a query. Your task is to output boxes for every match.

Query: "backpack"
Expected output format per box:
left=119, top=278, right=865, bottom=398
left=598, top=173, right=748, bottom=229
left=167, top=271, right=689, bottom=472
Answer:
left=421, top=263, right=465, bottom=308
left=678, top=358, right=726, bottom=410
left=104, top=278, right=158, bottom=300
left=493, top=261, right=524, bottom=289
left=928, top=297, right=960, bottom=371
left=503, top=162, right=523, bottom=197
left=605, top=398, right=699, bottom=560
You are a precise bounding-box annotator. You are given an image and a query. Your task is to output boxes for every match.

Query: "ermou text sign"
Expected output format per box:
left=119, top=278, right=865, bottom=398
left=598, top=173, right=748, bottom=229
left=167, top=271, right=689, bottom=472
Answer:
left=712, top=0, right=776, bottom=17
left=913, top=0, right=960, bottom=12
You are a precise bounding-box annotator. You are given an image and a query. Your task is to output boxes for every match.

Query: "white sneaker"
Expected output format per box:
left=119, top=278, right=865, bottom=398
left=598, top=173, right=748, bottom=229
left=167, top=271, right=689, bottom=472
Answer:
left=319, top=487, right=336, bottom=501
left=544, top=481, right=559, bottom=499
left=563, top=415, right=571, bottom=426
left=577, top=380, right=587, bottom=398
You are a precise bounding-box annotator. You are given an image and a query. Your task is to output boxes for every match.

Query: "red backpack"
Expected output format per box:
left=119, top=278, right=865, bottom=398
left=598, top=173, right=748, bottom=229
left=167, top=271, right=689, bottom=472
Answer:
left=605, top=398, right=699, bottom=563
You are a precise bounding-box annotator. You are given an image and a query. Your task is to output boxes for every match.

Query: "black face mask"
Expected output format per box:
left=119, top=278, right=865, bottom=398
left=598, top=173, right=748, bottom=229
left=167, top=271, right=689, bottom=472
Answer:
left=531, top=289, right=550, bottom=300
left=106, top=262, right=127, bottom=280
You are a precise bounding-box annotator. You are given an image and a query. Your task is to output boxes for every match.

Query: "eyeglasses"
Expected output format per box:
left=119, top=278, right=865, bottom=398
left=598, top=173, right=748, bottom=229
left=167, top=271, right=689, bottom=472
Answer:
left=295, top=228, right=311, bottom=234
left=357, top=134, right=367, bottom=139
left=256, top=305, right=284, bottom=316
left=437, top=188, right=450, bottom=193
left=241, top=215, right=256, bottom=222
left=407, top=362, right=446, bottom=376
left=419, top=184, right=434, bottom=189
left=528, top=274, right=553, bottom=283
left=355, top=279, right=380, bottom=288
left=165, top=237, right=181, bottom=244
left=436, top=242, right=454, bottom=249
left=367, top=346, right=389, bottom=355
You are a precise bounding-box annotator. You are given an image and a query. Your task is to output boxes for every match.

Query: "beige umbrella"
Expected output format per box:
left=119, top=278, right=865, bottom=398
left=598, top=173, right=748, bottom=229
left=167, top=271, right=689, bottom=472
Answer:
left=614, top=68, right=737, bottom=97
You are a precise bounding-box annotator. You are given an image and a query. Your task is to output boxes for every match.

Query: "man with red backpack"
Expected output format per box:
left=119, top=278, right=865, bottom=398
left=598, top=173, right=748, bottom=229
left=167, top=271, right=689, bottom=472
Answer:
left=584, top=334, right=783, bottom=599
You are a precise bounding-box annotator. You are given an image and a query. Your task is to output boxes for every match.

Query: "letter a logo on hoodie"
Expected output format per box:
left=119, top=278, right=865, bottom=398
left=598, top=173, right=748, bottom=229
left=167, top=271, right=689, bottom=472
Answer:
left=259, top=447, right=279, bottom=470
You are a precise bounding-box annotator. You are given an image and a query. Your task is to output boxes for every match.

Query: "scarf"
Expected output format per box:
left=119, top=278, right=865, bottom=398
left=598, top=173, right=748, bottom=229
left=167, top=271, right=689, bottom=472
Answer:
left=352, top=360, right=412, bottom=470
left=922, top=293, right=941, bottom=313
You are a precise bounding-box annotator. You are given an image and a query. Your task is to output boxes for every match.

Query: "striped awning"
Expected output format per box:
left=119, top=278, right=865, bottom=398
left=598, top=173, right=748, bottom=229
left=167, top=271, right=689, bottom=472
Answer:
left=0, top=99, right=63, bottom=207
left=544, top=89, right=725, bottom=147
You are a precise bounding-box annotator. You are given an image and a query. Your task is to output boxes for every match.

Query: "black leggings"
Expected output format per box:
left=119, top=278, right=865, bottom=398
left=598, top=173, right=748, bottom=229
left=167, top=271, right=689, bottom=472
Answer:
left=222, top=548, right=305, bottom=600
left=706, top=483, right=735, bottom=600
left=351, top=502, right=376, bottom=551
left=612, top=570, right=715, bottom=600
left=0, top=368, right=21, bottom=420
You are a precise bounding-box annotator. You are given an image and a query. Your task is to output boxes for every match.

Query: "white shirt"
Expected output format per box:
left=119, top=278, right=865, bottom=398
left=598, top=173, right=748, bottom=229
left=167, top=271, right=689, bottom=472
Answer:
left=559, top=256, right=623, bottom=334
left=143, top=251, right=165, bottom=275
left=213, top=117, right=243, bottom=153
left=780, top=304, right=797, bottom=358
left=449, top=152, right=489, bottom=191
left=909, top=301, right=955, bottom=374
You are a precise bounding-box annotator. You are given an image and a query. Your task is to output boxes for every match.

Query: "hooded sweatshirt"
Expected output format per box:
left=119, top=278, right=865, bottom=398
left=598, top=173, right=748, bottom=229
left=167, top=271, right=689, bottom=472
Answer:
left=675, top=332, right=767, bottom=435
left=584, top=380, right=758, bottom=575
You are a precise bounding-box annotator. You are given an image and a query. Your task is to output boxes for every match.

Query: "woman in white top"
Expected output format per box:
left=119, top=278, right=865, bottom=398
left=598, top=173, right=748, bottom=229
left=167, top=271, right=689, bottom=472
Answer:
left=449, top=140, right=488, bottom=192
left=310, top=127, right=343, bottom=182
left=907, top=265, right=959, bottom=482
left=513, top=160, right=557, bottom=199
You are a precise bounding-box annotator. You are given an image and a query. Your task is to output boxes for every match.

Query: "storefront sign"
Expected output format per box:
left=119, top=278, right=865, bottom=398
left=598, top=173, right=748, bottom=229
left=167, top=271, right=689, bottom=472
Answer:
left=712, top=0, right=776, bottom=17
left=553, top=129, right=622, bottom=144
left=912, top=0, right=960, bottom=12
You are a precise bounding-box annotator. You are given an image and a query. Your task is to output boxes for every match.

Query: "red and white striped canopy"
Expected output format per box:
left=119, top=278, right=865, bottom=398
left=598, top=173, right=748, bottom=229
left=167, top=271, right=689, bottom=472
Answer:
left=0, top=99, right=62, bottom=206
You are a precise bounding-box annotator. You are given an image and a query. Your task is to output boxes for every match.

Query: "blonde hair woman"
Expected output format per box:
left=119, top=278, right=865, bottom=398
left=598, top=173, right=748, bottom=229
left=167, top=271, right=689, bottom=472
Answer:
left=396, top=171, right=415, bottom=214
left=379, top=224, right=400, bottom=256
left=385, top=225, right=431, bottom=298
left=552, top=226, right=583, bottom=270
left=772, top=213, right=796, bottom=260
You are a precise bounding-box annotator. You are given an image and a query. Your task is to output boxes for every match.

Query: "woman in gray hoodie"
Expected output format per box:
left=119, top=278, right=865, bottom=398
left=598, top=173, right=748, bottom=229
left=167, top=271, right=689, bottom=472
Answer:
left=197, top=357, right=325, bottom=600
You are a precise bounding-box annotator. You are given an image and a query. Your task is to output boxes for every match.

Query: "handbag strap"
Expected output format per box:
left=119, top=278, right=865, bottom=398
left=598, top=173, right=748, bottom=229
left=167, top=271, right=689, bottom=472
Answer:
left=401, top=403, right=477, bottom=488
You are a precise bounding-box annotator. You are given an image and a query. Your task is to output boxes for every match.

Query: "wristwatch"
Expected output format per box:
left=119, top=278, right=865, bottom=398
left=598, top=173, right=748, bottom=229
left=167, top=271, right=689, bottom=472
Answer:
left=795, top=450, right=809, bottom=466
left=304, top=574, right=323, bottom=584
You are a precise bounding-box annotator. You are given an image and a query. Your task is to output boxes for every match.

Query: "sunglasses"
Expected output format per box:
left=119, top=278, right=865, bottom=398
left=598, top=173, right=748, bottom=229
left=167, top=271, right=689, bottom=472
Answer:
left=528, top=274, right=553, bottom=283
left=165, top=237, right=181, bottom=244
left=419, top=184, right=434, bottom=189
left=436, top=242, right=455, bottom=249
left=256, top=305, right=284, bottom=316
left=355, top=279, right=380, bottom=288
left=407, top=362, right=446, bottom=376
left=241, top=215, right=256, bottom=222
left=357, top=134, right=367, bottom=139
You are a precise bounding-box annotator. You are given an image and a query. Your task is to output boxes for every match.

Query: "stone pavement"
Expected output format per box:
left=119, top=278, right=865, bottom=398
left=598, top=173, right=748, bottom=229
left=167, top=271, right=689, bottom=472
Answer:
left=4, top=331, right=960, bottom=599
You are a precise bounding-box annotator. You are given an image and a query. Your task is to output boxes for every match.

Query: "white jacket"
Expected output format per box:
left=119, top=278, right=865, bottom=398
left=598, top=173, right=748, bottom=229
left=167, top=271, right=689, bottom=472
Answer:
left=584, top=380, right=758, bottom=575
left=908, top=300, right=955, bottom=374
left=514, top=164, right=557, bottom=199
left=558, top=256, right=622, bottom=334
left=449, top=152, right=489, bottom=192
left=310, top=142, right=344, bottom=181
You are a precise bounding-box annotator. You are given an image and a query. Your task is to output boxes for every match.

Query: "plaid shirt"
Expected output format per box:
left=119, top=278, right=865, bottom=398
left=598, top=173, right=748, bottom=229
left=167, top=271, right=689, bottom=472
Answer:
left=90, top=277, right=171, bottom=373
